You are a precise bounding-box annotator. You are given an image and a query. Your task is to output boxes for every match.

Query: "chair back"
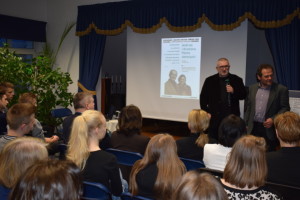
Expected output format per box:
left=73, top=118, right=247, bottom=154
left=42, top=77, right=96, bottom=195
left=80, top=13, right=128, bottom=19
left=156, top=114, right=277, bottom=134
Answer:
left=179, top=157, right=205, bottom=171
left=0, top=184, right=10, bottom=200
left=106, top=148, right=143, bottom=166
left=82, top=181, right=111, bottom=200
left=51, top=108, right=72, bottom=118
left=265, top=181, right=300, bottom=200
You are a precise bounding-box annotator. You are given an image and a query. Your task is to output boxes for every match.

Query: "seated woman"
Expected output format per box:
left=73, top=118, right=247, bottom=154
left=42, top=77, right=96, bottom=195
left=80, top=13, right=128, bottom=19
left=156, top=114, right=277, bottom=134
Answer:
left=111, top=105, right=150, bottom=155
left=130, top=133, right=186, bottom=200
left=66, top=110, right=123, bottom=197
left=176, top=109, right=216, bottom=160
left=111, top=105, right=150, bottom=182
left=221, top=135, right=282, bottom=199
left=10, top=159, right=82, bottom=200
left=172, top=171, right=228, bottom=200
left=0, top=137, right=48, bottom=199
left=203, top=114, right=246, bottom=171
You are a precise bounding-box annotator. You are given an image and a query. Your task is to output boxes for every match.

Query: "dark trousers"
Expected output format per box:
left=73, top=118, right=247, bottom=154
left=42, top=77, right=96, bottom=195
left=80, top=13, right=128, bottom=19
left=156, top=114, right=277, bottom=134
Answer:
left=252, top=122, right=279, bottom=151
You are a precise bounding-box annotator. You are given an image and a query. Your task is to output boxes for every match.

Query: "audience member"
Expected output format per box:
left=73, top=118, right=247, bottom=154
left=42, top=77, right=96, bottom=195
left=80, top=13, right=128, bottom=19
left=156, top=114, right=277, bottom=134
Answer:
left=244, top=64, right=290, bottom=151
left=177, top=109, right=216, bottom=160
left=111, top=105, right=150, bottom=154
left=267, top=111, right=300, bottom=187
left=66, top=110, right=123, bottom=197
left=0, top=82, right=15, bottom=102
left=62, top=92, right=111, bottom=149
left=18, top=93, right=59, bottom=143
left=172, top=171, right=228, bottom=200
left=62, top=92, right=95, bottom=143
left=111, top=105, right=150, bottom=181
left=200, top=58, right=246, bottom=140
left=221, top=135, right=282, bottom=199
left=130, top=133, right=186, bottom=200
left=177, top=74, right=191, bottom=96
left=0, top=137, right=48, bottom=199
left=0, top=103, right=36, bottom=151
left=0, top=86, right=8, bottom=135
left=10, top=159, right=82, bottom=200
left=203, top=114, right=246, bottom=171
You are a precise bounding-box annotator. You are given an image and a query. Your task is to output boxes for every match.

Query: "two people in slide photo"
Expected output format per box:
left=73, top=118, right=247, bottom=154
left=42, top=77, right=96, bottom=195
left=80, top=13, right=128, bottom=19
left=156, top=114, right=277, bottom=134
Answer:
left=164, top=69, right=191, bottom=96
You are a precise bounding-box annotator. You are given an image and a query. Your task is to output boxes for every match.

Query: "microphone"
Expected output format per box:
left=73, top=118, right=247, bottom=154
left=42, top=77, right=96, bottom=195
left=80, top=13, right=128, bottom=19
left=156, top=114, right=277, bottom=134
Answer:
left=225, top=79, right=231, bottom=107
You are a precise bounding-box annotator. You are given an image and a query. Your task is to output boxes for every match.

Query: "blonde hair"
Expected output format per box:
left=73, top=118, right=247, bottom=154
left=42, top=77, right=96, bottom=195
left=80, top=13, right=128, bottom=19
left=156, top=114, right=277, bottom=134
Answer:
left=66, top=110, right=105, bottom=169
left=172, top=171, right=228, bottom=200
left=223, top=135, right=267, bottom=188
left=188, top=109, right=210, bottom=147
left=0, top=137, right=48, bottom=188
left=130, top=133, right=186, bottom=200
left=274, top=112, right=300, bottom=144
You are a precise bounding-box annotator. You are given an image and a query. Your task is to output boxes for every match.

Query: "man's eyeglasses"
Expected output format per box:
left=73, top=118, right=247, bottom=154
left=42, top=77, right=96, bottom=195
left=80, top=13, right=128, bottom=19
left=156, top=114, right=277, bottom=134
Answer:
left=218, top=65, right=230, bottom=69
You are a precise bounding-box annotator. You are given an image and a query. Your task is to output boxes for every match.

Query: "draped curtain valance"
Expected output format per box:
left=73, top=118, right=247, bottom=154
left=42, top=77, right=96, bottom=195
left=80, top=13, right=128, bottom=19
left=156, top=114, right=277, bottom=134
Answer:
left=76, top=0, right=300, bottom=36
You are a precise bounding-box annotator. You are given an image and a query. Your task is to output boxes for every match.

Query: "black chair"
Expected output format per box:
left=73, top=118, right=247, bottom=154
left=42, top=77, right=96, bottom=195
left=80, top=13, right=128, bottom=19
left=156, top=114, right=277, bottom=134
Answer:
left=105, top=148, right=143, bottom=166
left=82, top=181, right=111, bottom=200
left=121, top=192, right=153, bottom=200
left=179, top=157, right=205, bottom=171
left=265, top=181, right=300, bottom=200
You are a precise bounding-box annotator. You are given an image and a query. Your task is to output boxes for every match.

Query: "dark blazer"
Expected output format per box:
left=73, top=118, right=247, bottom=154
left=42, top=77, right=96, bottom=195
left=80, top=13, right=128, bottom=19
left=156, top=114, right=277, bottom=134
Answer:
left=62, top=112, right=82, bottom=143
left=244, top=82, right=290, bottom=139
left=200, top=73, right=246, bottom=117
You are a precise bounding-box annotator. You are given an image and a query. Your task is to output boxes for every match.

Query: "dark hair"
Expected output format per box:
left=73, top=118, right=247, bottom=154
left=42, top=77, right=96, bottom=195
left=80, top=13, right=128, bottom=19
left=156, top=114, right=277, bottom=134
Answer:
left=256, top=64, right=274, bottom=77
left=218, top=114, right=247, bottom=147
left=0, top=82, right=14, bottom=89
left=10, top=159, right=82, bottom=200
left=0, top=86, right=6, bottom=97
left=117, top=104, right=142, bottom=136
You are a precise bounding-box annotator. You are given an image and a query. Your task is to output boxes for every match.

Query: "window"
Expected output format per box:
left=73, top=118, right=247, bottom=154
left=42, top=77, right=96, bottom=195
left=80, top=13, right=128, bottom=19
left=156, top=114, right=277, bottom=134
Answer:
left=0, top=38, right=43, bottom=62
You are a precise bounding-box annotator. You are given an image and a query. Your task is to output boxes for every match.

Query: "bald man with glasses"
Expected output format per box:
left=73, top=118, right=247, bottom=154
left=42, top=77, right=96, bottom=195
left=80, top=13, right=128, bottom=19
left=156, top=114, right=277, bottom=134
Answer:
left=200, top=58, right=246, bottom=140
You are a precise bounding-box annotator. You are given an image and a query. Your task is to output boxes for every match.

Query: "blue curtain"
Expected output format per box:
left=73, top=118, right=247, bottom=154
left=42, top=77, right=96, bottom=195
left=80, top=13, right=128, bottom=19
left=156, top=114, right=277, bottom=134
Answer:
left=79, top=31, right=106, bottom=109
left=265, top=19, right=300, bottom=90
left=77, top=0, right=300, bottom=98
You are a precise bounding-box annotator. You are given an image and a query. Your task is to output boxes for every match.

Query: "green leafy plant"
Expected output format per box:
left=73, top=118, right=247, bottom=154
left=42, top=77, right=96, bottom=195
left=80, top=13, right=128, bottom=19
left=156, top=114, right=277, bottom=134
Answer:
left=0, top=45, right=73, bottom=126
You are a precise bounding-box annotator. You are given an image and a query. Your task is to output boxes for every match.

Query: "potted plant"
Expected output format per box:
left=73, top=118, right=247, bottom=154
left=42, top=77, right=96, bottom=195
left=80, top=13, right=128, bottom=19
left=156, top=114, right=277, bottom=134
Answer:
left=0, top=45, right=73, bottom=129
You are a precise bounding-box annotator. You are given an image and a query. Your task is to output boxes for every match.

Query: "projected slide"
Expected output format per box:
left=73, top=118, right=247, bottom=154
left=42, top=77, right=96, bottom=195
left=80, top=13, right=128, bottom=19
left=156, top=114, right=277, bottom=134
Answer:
left=160, top=37, right=201, bottom=99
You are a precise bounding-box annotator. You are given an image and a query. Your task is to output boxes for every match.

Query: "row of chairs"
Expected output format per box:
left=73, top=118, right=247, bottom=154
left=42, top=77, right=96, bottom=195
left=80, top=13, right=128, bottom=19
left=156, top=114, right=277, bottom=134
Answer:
left=82, top=181, right=152, bottom=200
left=105, top=148, right=205, bottom=171
left=81, top=149, right=205, bottom=200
